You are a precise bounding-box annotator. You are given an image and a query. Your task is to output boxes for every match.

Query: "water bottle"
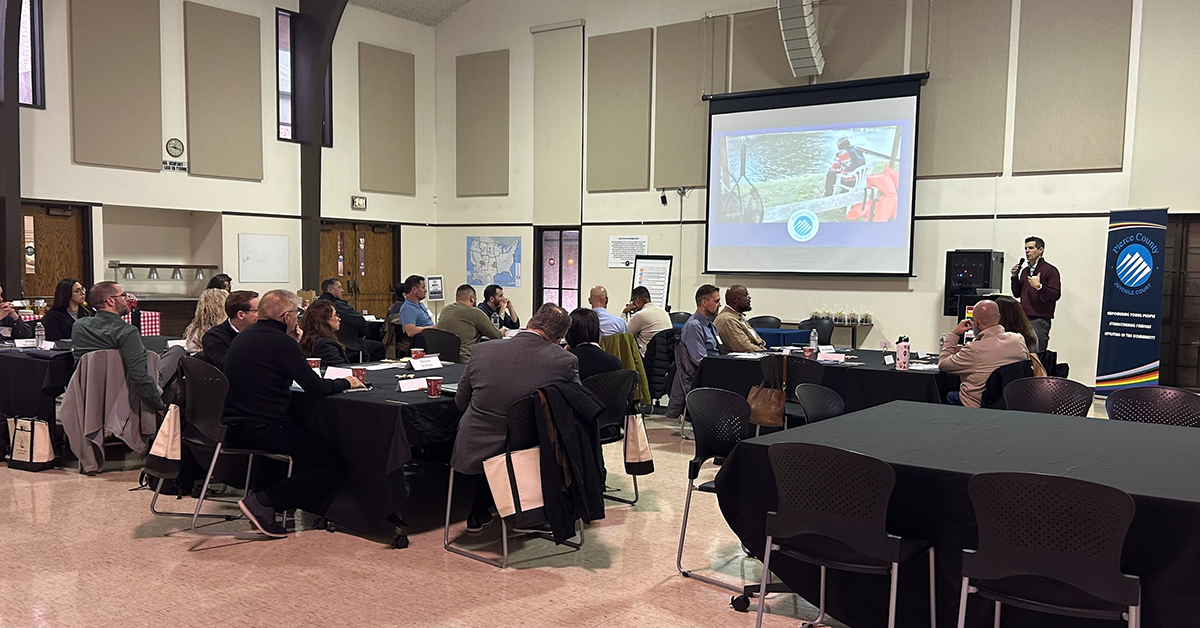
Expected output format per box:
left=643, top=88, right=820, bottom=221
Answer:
left=896, top=336, right=910, bottom=370
left=35, top=322, right=45, bottom=345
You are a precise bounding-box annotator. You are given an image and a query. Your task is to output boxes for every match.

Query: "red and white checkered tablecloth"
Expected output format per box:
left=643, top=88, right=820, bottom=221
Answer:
left=19, top=311, right=161, bottom=336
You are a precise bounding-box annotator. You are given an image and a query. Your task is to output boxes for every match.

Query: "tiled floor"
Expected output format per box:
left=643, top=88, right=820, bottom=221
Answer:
left=0, top=416, right=844, bottom=628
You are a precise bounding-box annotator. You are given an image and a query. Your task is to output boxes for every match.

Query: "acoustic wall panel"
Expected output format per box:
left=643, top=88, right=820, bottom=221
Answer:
left=913, top=0, right=1011, bottom=177
left=1012, top=0, right=1132, bottom=174
left=655, top=18, right=729, bottom=189
left=184, top=2, right=263, bottom=181
left=587, top=29, right=652, bottom=193
left=359, top=43, right=416, bottom=195
left=533, top=24, right=584, bottom=224
left=813, top=0, right=905, bottom=84
left=730, top=9, right=805, bottom=93
left=69, top=0, right=162, bottom=171
left=456, top=49, right=510, bottom=197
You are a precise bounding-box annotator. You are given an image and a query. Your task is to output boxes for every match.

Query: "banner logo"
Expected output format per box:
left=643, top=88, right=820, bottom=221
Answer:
left=1116, top=243, right=1152, bottom=288
left=787, top=210, right=820, bottom=242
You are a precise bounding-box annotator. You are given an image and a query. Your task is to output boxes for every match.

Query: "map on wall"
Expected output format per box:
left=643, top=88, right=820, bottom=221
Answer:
left=467, top=236, right=521, bottom=287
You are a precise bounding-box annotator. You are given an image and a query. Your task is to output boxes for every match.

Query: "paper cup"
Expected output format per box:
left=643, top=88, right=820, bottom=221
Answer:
left=426, top=376, right=443, bottom=398
left=307, top=358, right=321, bottom=369
left=411, top=348, right=426, bottom=359
left=802, top=347, right=815, bottom=360
left=352, top=367, right=367, bottom=382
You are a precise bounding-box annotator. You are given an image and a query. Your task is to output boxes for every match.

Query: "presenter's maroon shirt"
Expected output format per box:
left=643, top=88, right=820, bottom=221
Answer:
left=1010, top=259, right=1061, bottom=319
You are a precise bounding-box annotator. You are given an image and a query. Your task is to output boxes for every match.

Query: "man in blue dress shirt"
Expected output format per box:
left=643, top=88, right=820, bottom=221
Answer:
left=587, top=285, right=627, bottom=337
left=398, top=274, right=435, bottom=340
left=666, top=284, right=723, bottom=419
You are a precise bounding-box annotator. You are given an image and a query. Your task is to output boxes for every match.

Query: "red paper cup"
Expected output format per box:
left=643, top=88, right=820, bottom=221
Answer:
left=426, top=376, right=443, bottom=398
left=352, top=367, right=367, bottom=382
left=802, top=347, right=815, bottom=360
left=307, top=358, right=321, bottom=369
left=411, top=348, right=426, bottom=359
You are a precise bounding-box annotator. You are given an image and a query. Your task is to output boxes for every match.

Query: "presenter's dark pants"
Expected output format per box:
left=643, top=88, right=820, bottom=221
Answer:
left=226, top=419, right=343, bottom=516
left=1031, top=317, right=1051, bottom=352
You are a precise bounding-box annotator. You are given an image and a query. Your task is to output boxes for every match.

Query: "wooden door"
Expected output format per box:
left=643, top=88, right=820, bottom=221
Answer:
left=318, top=221, right=394, bottom=316
left=1161, top=216, right=1200, bottom=389
left=21, top=204, right=87, bottom=299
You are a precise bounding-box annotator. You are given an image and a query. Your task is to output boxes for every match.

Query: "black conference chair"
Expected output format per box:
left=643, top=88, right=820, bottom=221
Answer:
left=747, top=315, right=782, bottom=329
left=334, top=324, right=366, bottom=362
left=443, top=395, right=584, bottom=569
left=170, top=357, right=294, bottom=536
left=670, top=311, right=692, bottom=325
left=760, top=355, right=824, bottom=427
left=582, top=369, right=641, bottom=505
left=755, top=443, right=936, bottom=628
left=979, top=360, right=1035, bottom=409
left=1002, top=377, right=1093, bottom=416
left=957, top=472, right=1140, bottom=628
left=644, top=328, right=678, bottom=411
left=1105, top=385, right=1200, bottom=427
left=797, top=318, right=835, bottom=345
left=420, top=328, right=463, bottom=363
left=678, top=387, right=753, bottom=592
left=794, top=383, right=845, bottom=424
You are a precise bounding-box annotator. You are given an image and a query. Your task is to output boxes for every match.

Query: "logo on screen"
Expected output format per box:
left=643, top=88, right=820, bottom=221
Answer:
left=787, top=210, right=820, bottom=242
left=1115, top=242, right=1153, bottom=289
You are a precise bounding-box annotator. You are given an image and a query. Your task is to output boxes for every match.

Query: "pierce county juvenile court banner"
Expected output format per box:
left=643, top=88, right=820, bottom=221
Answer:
left=1095, top=209, right=1168, bottom=393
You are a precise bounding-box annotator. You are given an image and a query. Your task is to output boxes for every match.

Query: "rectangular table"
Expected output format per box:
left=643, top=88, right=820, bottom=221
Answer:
left=714, top=401, right=1200, bottom=628
left=694, top=351, right=956, bottom=413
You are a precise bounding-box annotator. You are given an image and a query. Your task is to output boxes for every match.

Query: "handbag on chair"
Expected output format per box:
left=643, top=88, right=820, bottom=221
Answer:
left=624, top=413, right=654, bottom=475
left=747, top=354, right=786, bottom=428
left=482, top=446, right=544, bottom=519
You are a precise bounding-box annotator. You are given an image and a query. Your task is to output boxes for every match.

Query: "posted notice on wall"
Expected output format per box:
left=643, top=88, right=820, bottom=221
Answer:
left=609, top=235, right=649, bottom=268
left=631, top=255, right=673, bottom=310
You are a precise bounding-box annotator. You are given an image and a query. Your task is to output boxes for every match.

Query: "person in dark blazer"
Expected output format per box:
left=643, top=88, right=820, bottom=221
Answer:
left=42, top=278, right=90, bottom=341
left=566, top=308, right=621, bottom=381
left=298, top=300, right=349, bottom=367
left=451, top=303, right=579, bottom=532
left=317, top=277, right=384, bottom=361
left=201, top=290, right=258, bottom=371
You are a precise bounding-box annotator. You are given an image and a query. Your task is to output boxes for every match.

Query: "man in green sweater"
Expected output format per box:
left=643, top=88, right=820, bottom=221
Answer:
left=72, top=281, right=164, bottom=411
left=436, top=284, right=504, bottom=362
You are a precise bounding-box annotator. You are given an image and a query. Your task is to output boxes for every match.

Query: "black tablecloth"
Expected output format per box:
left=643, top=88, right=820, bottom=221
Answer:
left=714, top=401, right=1200, bottom=628
left=0, top=350, right=74, bottom=424
left=291, top=363, right=465, bottom=534
left=695, top=350, right=956, bottom=412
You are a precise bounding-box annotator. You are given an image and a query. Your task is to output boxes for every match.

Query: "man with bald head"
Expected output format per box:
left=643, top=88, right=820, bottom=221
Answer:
left=713, top=285, right=767, bottom=352
left=938, top=299, right=1030, bottom=407
left=588, top=285, right=627, bottom=337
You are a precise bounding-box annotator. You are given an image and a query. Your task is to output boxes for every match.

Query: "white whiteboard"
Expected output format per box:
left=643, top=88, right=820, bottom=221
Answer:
left=238, top=234, right=290, bottom=283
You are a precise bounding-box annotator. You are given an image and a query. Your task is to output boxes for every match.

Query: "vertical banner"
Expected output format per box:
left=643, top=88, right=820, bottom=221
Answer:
left=1095, top=209, right=1168, bottom=394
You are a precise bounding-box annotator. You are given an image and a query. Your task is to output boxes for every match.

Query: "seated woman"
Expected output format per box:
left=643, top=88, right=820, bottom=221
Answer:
left=183, top=288, right=229, bottom=352
left=299, top=300, right=349, bottom=367
left=995, top=294, right=1046, bottom=376
left=566, top=307, right=622, bottom=381
left=42, top=278, right=91, bottom=341
left=206, top=273, right=232, bottom=292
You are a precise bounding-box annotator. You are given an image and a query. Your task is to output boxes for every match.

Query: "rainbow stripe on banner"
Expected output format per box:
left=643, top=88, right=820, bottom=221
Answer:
left=1109, top=221, right=1166, bottom=231
left=1095, top=361, right=1160, bottom=390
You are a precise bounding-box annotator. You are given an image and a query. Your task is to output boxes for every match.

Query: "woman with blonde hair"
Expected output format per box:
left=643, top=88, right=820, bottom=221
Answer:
left=299, top=299, right=349, bottom=366
left=184, top=288, right=229, bottom=351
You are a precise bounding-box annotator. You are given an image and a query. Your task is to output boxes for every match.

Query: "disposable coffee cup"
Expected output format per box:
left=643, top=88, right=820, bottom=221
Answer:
left=307, top=358, right=321, bottom=370
left=352, top=367, right=367, bottom=382
left=411, top=348, right=426, bottom=359
left=802, top=347, right=815, bottom=359
left=426, top=376, right=443, bottom=398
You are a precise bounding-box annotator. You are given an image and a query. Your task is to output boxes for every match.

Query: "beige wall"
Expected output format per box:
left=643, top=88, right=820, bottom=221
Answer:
left=101, top=205, right=223, bottom=296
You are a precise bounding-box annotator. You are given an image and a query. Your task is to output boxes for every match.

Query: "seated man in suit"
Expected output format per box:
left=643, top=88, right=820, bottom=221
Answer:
left=666, top=284, right=723, bottom=420
left=317, top=278, right=384, bottom=361
left=938, top=299, right=1030, bottom=408
left=200, top=290, right=258, bottom=371
left=436, top=284, right=503, bottom=362
left=224, top=289, right=364, bottom=538
left=713, top=285, right=767, bottom=353
left=451, top=303, right=578, bottom=533
left=622, top=286, right=672, bottom=357
left=72, top=281, right=164, bottom=412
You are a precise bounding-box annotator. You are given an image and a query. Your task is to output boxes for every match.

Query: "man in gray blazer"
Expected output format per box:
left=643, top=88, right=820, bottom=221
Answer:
left=451, top=303, right=578, bottom=533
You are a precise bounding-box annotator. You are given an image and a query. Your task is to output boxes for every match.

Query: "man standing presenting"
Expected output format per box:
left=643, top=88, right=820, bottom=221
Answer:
left=201, top=290, right=258, bottom=371
left=622, top=286, right=672, bottom=356
left=938, top=300, right=1029, bottom=408
left=713, top=285, right=767, bottom=352
left=587, top=286, right=627, bottom=336
left=666, top=285, right=723, bottom=420
left=1010, top=236, right=1060, bottom=352
left=72, top=281, right=164, bottom=412
left=436, top=284, right=504, bottom=362
left=478, top=284, right=520, bottom=331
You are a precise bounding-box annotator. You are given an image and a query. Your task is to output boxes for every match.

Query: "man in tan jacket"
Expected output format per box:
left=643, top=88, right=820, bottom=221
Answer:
left=938, top=299, right=1030, bottom=407
left=713, top=285, right=767, bottom=353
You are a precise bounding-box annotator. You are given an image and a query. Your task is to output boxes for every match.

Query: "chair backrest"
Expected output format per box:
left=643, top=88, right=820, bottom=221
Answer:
left=759, top=355, right=824, bottom=401
left=181, top=356, right=230, bottom=444
left=1002, top=377, right=1093, bottom=416
left=669, top=311, right=692, bottom=325
left=1104, top=385, right=1200, bottom=427
left=965, top=472, right=1140, bottom=606
left=582, top=369, right=640, bottom=435
left=797, top=318, right=835, bottom=345
left=644, top=328, right=678, bottom=399
left=980, top=360, right=1035, bottom=409
left=746, top=315, right=782, bottom=329
left=766, top=442, right=899, bottom=562
left=507, top=395, right=541, bottom=450
left=335, top=323, right=365, bottom=354
left=794, top=384, right=845, bottom=424
left=421, top=328, right=463, bottom=364
left=684, top=387, right=751, bottom=479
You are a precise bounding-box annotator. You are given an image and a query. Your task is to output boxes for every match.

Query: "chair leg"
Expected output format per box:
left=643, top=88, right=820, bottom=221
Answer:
left=675, top=480, right=742, bottom=593
left=442, top=469, right=504, bottom=568
left=887, top=562, right=900, bottom=628
left=603, top=474, right=640, bottom=506
left=956, top=576, right=971, bottom=628
left=993, top=600, right=1001, bottom=628
left=191, top=443, right=223, bottom=531
left=754, top=536, right=774, bottom=628
left=149, top=476, right=229, bottom=519
left=809, top=565, right=828, bottom=626
left=928, top=547, right=937, bottom=628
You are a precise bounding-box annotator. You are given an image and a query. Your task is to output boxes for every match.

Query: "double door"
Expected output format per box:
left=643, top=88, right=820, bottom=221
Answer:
left=20, top=203, right=89, bottom=299
left=1160, top=216, right=1200, bottom=389
left=318, top=221, right=394, bottom=316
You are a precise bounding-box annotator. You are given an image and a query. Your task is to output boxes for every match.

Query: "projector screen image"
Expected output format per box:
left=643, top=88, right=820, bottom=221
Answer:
left=706, top=94, right=919, bottom=275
